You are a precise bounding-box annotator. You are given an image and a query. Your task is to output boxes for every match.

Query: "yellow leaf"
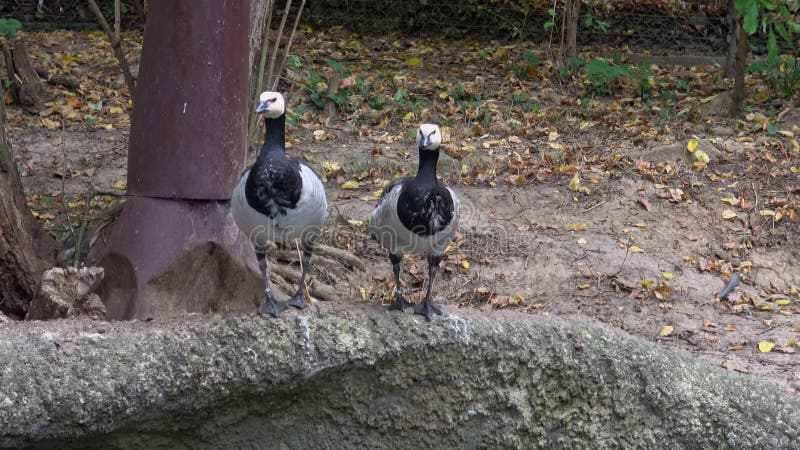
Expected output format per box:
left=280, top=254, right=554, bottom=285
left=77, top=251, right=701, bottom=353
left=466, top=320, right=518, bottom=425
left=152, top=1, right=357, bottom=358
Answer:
left=405, top=57, right=422, bottom=68
left=720, top=197, right=739, bottom=206
left=103, top=124, right=113, bottom=130
left=758, top=341, right=776, bottom=353
left=567, top=172, right=589, bottom=194
left=341, top=180, right=360, bottom=190
left=548, top=131, right=560, bottom=141
left=775, top=299, right=791, bottom=306
left=576, top=237, right=587, bottom=245
left=112, top=180, right=127, bottom=190
left=402, top=111, right=415, bottom=123
left=694, top=149, right=710, bottom=164
left=567, top=223, right=588, bottom=231
left=461, top=260, right=470, bottom=270
left=654, top=183, right=668, bottom=189
left=659, top=325, right=674, bottom=336
left=721, top=209, right=738, bottom=220
left=359, top=286, right=367, bottom=299
left=109, top=106, right=124, bottom=114
left=629, top=245, right=644, bottom=253
left=686, top=139, right=698, bottom=152
left=347, top=219, right=364, bottom=227
left=759, top=209, right=775, bottom=217
left=662, top=272, right=675, bottom=279
left=41, top=118, right=61, bottom=129
left=322, top=161, right=342, bottom=176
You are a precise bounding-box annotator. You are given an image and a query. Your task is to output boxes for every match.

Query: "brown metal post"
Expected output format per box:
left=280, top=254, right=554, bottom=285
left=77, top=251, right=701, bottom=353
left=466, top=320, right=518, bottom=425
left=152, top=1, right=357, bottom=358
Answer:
left=89, top=0, right=262, bottom=319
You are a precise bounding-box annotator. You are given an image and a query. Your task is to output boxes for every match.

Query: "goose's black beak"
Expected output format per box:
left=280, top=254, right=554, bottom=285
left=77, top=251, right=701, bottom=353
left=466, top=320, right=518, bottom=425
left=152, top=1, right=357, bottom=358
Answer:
left=255, top=97, right=276, bottom=114
left=420, top=132, right=431, bottom=148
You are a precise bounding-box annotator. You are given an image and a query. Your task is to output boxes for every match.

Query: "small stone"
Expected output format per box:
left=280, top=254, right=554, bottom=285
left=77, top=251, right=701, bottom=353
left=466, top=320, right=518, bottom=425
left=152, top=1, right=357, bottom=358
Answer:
left=26, top=266, right=106, bottom=320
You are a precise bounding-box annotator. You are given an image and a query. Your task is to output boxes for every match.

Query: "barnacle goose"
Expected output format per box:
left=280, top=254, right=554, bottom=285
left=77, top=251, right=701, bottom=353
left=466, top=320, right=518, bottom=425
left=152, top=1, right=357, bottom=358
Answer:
left=371, top=121, right=460, bottom=318
left=231, top=91, right=328, bottom=317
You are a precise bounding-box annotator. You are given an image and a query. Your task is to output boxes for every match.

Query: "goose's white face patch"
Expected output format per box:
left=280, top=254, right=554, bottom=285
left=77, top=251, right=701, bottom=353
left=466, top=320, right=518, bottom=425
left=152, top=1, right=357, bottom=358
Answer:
left=416, top=122, right=441, bottom=150
left=256, top=91, right=285, bottom=118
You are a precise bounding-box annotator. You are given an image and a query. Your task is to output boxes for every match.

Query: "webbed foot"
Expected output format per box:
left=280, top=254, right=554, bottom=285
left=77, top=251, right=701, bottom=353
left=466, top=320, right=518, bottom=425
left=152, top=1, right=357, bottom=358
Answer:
left=388, top=294, right=411, bottom=311
left=287, top=291, right=308, bottom=309
left=414, top=298, right=442, bottom=319
left=258, top=298, right=289, bottom=317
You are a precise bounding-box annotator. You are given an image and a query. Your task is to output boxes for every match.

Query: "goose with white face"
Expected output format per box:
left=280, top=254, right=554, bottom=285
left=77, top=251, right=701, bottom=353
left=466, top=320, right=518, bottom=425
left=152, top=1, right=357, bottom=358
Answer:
left=416, top=121, right=441, bottom=150
left=255, top=91, right=286, bottom=118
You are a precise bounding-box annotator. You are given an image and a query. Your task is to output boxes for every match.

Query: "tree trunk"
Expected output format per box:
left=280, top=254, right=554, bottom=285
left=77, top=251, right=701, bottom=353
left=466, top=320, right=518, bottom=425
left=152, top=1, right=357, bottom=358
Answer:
left=0, top=82, right=52, bottom=317
left=727, top=0, right=748, bottom=115
left=1, top=307, right=798, bottom=448
left=2, top=40, right=46, bottom=113
left=561, top=0, right=581, bottom=66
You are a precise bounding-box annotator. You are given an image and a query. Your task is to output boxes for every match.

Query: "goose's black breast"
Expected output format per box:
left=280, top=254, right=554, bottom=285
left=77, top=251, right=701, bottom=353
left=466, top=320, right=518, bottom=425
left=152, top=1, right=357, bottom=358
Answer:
left=245, top=157, right=302, bottom=219
left=397, top=181, right=454, bottom=236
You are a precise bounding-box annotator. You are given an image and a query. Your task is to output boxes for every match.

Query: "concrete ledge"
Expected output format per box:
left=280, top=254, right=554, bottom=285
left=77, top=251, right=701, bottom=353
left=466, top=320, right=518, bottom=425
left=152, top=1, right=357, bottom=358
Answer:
left=1, top=305, right=798, bottom=448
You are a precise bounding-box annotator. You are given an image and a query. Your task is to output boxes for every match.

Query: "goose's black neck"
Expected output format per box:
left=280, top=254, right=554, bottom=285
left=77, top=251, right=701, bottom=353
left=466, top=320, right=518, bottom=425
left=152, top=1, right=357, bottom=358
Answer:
left=415, top=148, right=439, bottom=183
left=259, top=114, right=286, bottom=157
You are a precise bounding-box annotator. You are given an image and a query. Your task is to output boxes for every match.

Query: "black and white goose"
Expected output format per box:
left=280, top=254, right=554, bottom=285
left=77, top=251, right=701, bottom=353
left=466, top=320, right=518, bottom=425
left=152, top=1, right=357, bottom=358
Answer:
left=231, top=91, right=328, bottom=317
left=371, top=121, right=460, bottom=318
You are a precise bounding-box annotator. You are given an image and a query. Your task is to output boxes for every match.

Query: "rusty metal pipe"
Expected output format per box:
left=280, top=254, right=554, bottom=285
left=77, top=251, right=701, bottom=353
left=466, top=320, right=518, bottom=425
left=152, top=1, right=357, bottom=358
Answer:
left=90, top=0, right=261, bottom=319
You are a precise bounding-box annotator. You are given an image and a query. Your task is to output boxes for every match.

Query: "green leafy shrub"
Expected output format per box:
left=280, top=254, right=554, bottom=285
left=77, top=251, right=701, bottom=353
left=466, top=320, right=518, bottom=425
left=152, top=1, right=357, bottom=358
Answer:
left=0, top=18, right=22, bottom=38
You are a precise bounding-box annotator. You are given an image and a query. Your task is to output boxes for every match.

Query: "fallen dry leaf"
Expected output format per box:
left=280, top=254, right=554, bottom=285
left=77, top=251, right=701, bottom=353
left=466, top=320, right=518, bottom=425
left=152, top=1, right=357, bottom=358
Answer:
left=757, top=341, right=776, bottom=353
left=721, top=361, right=748, bottom=373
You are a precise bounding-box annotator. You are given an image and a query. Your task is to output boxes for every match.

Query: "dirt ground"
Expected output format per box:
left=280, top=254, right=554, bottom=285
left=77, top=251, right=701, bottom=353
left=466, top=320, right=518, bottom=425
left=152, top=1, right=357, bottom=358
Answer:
left=5, top=28, right=800, bottom=394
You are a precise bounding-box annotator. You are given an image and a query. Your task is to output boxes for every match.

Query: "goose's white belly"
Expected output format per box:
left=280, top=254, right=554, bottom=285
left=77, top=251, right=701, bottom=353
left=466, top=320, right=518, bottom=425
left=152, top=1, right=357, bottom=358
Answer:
left=231, top=165, right=327, bottom=248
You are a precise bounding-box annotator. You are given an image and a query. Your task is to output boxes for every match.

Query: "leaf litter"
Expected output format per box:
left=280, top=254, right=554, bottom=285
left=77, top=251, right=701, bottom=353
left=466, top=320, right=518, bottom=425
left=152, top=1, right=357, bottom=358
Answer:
left=7, top=27, right=800, bottom=394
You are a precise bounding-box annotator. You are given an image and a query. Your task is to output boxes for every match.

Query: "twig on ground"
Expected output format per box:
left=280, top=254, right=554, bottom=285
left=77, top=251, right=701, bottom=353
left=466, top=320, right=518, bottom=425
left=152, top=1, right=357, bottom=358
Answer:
left=271, top=263, right=337, bottom=301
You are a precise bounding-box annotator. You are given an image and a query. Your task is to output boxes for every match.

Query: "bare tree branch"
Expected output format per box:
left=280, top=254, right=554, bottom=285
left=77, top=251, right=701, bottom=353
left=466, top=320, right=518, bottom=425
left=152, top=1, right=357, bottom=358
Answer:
left=266, top=0, right=293, bottom=90
left=87, top=0, right=136, bottom=97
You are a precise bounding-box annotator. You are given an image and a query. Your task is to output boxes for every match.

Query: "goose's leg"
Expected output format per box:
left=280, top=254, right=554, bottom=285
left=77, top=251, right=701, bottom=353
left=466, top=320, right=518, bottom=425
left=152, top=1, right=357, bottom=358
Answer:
left=256, top=250, right=288, bottom=317
left=388, top=253, right=411, bottom=311
left=287, top=240, right=313, bottom=309
left=414, top=254, right=443, bottom=318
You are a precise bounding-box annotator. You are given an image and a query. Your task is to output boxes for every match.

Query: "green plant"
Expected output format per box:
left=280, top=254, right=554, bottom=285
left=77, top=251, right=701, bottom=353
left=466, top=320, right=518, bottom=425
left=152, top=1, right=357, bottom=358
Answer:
left=631, top=62, right=656, bottom=98
left=0, top=18, right=22, bottom=38
left=477, top=47, right=495, bottom=58
left=748, top=55, right=800, bottom=99
left=515, top=51, right=541, bottom=79
left=584, top=10, right=610, bottom=33
left=584, top=59, right=631, bottom=95
left=286, top=55, right=302, bottom=69
left=544, top=7, right=560, bottom=31
left=737, top=0, right=800, bottom=99
left=675, top=78, right=693, bottom=92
